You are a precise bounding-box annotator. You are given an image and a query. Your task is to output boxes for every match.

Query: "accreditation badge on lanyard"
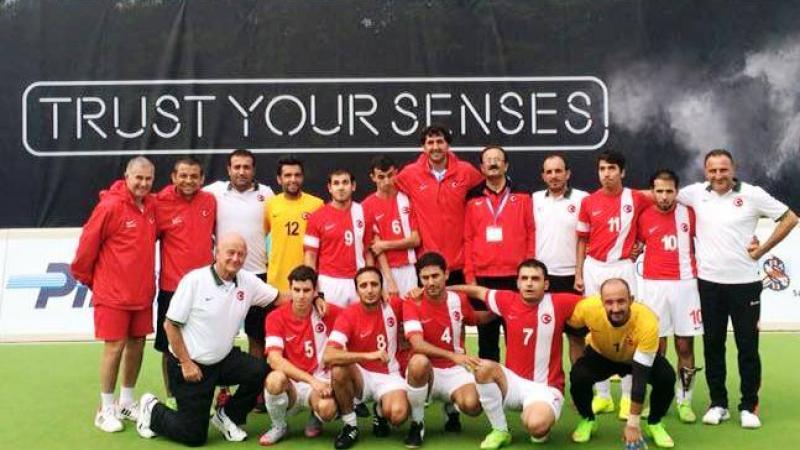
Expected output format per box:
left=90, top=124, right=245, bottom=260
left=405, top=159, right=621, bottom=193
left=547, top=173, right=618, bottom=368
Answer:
left=485, top=189, right=510, bottom=243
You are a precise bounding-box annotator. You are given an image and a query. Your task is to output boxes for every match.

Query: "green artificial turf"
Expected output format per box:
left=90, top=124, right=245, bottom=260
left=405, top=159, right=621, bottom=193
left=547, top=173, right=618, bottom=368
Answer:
left=1, top=333, right=797, bottom=450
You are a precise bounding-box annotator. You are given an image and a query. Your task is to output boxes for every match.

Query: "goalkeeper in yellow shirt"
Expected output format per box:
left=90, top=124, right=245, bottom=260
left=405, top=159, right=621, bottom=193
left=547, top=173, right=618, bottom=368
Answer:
left=567, top=278, right=675, bottom=448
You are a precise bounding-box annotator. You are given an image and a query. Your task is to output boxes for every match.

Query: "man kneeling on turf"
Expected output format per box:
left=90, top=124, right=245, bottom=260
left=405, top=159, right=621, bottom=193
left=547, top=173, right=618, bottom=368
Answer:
left=323, top=266, right=409, bottom=449
left=260, top=266, right=343, bottom=445
left=403, top=252, right=496, bottom=448
left=568, top=278, right=676, bottom=448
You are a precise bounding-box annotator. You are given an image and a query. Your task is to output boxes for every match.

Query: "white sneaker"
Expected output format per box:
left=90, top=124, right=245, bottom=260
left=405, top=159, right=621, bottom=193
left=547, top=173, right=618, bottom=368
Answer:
left=211, top=408, right=247, bottom=442
left=95, top=405, right=124, bottom=432
left=740, top=410, right=762, bottom=429
left=259, top=424, right=289, bottom=445
left=136, top=393, right=159, bottom=439
left=117, top=401, right=139, bottom=422
left=702, top=406, right=731, bottom=425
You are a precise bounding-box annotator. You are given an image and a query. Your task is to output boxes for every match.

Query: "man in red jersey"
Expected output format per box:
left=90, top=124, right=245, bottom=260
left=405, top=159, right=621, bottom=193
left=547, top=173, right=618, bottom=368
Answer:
left=452, top=259, right=582, bottom=448
left=153, top=156, right=216, bottom=407
left=363, top=155, right=421, bottom=297
left=574, top=150, right=650, bottom=417
left=637, top=169, right=703, bottom=423
left=71, top=156, right=158, bottom=433
left=396, top=124, right=483, bottom=285
left=259, top=266, right=342, bottom=445
left=323, top=267, right=408, bottom=450
left=304, top=169, right=375, bottom=308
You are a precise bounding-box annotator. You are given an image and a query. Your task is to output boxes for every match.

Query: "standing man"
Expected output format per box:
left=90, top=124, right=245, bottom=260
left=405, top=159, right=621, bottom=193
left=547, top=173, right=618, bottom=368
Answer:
left=463, top=145, right=534, bottom=362
left=204, top=149, right=275, bottom=364
left=532, top=153, right=588, bottom=293
left=323, top=267, right=409, bottom=449
left=568, top=279, right=676, bottom=448
left=637, top=169, right=703, bottom=423
left=677, top=149, right=797, bottom=428
left=304, top=169, right=375, bottom=308
left=135, top=234, right=289, bottom=446
left=452, top=259, right=582, bottom=448
left=574, top=151, right=650, bottom=417
left=71, top=156, right=157, bottom=432
left=363, top=155, right=421, bottom=297
left=396, top=124, right=484, bottom=285
left=154, top=156, right=217, bottom=408
left=264, top=156, right=324, bottom=293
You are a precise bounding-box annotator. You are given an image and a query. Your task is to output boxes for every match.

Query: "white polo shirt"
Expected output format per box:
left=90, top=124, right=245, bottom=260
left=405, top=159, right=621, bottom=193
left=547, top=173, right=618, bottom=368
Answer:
left=204, top=181, right=274, bottom=274
left=678, top=181, right=789, bottom=284
left=166, top=265, right=279, bottom=365
left=532, top=187, right=588, bottom=276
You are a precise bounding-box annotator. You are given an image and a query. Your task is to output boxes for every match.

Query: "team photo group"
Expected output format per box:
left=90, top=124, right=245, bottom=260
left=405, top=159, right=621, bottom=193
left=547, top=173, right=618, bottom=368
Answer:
left=71, top=124, right=798, bottom=449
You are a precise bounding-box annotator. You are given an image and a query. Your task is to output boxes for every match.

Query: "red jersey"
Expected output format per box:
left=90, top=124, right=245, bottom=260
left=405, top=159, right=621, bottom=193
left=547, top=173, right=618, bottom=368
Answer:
left=155, top=186, right=216, bottom=291
left=403, top=291, right=478, bottom=369
left=327, top=296, right=404, bottom=374
left=304, top=202, right=374, bottom=278
left=71, top=180, right=157, bottom=310
left=638, top=203, right=697, bottom=280
left=264, top=302, right=342, bottom=377
left=576, top=188, right=649, bottom=262
left=486, top=290, right=580, bottom=392
left=463, top=182, right=535, bottom=281
left=362, top=191, right=418, bottom=267
left=396, top=152, right=483, bottom=270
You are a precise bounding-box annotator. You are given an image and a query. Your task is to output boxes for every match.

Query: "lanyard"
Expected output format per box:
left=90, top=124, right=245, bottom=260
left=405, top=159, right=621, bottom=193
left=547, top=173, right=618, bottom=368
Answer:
left=485, top=188, right=511, bottom=224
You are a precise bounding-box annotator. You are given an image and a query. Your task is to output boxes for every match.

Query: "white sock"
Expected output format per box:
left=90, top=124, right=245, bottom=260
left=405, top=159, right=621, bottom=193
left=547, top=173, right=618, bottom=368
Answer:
left=342, top=412, right=357, bottom=427
left=675, top=382, right=694, bottom=403
left=266, top=392, right=289, bottom=428
left=476, top=383, right=507, bottom=432
left=407, top=385, right=428, bottom=423
left=620, top=375, right=632, bottom=397
left=100, top=392, right=115, bottom=409
left=119, top=386, right=135, bottom=406
left=594, top=380, right=611, bottom=398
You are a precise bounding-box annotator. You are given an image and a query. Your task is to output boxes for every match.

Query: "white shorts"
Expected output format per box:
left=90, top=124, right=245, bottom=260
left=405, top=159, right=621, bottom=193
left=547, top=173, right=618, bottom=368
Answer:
left=501, top=367, right=564, bottom=419
left=287, top=376, right=329, bottom=415
left=428, top=365, right=475, bottom=402
left=639, top=278, right=704, bottom=337
left=390, top=264, right=419, bottom=297
left=583, top=257, right=637, bottom=297
left=357, top=366, right=407, bottom=403
left=318, top=275, right=358, bottom=308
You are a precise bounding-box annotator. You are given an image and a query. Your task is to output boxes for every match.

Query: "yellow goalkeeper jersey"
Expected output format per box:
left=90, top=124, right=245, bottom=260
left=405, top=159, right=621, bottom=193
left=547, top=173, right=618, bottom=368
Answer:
left=264, top=192, right=323, bottom=291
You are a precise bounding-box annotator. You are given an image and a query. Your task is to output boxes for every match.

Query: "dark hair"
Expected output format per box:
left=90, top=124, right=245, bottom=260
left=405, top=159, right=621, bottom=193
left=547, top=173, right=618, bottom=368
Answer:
left=354, top=266, right=383, bottom=286
left=415, top=252, right=448, bottom=276
left=649, top=169, right=680, bottom=189
left=328, top=169, right=355, bottom=183
left=228, top=148, right=255, bottom=167
left=599, top=278, right=632, bottom=297
left=596, top=151, right=626, bottom=171
left=369, top=155, right=396, bottom=173
left=517, top=258, right=549, bottom=279
left=480, top=145, right=508, bottom=164
left=704, top=148, right=734, bottom=165
left=419, top=124, right=452, bottom=145
left=288, top=265, right=317, bottom=286
left=542, top=152, right=570, bottom=172
left=276, top=155, right=304, bottom=176
left=173, top=156, right=203, bottom=175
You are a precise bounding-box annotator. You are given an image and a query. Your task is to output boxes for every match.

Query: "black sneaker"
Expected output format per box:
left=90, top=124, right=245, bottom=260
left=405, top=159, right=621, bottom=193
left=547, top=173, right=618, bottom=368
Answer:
left=372, top=402, right=391, bottom=437
left=354, top=402, right=370, bottom=418
left=334, top=424, right=360, bottom=449
left=443, top=410, right=461, bottom=433
left=404, top=421, right=425, bottom=448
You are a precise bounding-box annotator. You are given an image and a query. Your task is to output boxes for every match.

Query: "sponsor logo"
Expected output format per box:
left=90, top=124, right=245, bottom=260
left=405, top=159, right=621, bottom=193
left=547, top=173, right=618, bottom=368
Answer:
left=401, top=206, right=410, bottom=215
left=171, top=216, right=184, bottom=225
left=324, top=224, right=335, bottom=231
left=541, top=313, right=553, bottom=324
left=648, top=226, right=659, bottom=234
left=510, top=195, right=517, bottom=202
left=125, top=219, right=137, bottom=228
left=286, top=335, right=297, bottom=342
left=359, top=331, right=371, bottom=339
left=5, top=262, right=91, bottom=309
left=734, top=197, right=743, bottom=207
left=762, top=256, right=790, bottom=291
left=418, top=184, right=428, bottom=191
left=475, top=200, right=483, bottom=206
left=591, top=210, right=602, bottom=217
left=204, top=297, right=213, bottom=302
left=375, top=213, right=385, bottom=221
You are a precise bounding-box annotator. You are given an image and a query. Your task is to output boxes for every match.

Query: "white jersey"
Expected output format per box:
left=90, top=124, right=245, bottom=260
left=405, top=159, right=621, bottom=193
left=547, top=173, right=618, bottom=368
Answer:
left=532, top=188, right=588, bottom=276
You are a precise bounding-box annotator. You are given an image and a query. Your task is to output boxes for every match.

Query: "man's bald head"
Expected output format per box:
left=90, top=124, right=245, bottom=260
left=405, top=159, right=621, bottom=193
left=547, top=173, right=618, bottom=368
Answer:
left=214, top=233, right=247, bottom=279
left=600, top=278, right=634, bottom=327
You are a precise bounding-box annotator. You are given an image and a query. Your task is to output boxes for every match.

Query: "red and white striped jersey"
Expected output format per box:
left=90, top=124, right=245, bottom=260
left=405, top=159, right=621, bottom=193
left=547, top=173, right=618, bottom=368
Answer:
left=577, top=188, right=648, bottom=262
left=362, top=192, right=418, bottom=268
left=264, top=303, right=343, bottom=377
left=403, top=291, right=478, bottom=369
left=303, top=203, right=374, bottom=278
left=486, top=290, right=580, bottom=392
left=637, top=204, right=697, bottom=280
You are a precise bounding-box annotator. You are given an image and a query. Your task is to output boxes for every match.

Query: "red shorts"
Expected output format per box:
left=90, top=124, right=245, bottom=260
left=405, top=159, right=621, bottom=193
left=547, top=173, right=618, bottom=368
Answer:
left=94, top=304, right=153, bottom=340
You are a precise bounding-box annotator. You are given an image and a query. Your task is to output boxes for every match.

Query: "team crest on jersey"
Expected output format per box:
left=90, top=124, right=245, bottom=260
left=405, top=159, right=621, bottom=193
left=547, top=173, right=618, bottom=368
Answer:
left=356, top=220, right=364, bottom=228
left=452, top=311, right=462, bottom=322
left=763, top=256, right=790, bottom=291
left=236, top=290, right=245, bottom=301
left=541, top=313, right=552, bottom=324
left=451, top=180, right=460, bottom=188
left=315, top=323, right=326, bottom=333
left=681, top=223, right=689, bottom=232
left=567, top=204, right=576, bottom=213
left=623, top=205, right=633, bottom=213
left=734, top=197, right=743, bottom=207
left=202, top=209, right=210, bottom=217
left=625, top=336, right=635, bottom=347
left=302, top=212, right=310, bottom=220
left=510, top=195, right=517, bottom=202
left=257, top=194, right=265, bottom=202
left=402, top=206, right=410, bottom=214
left=387, top=317, right=395, bottom=327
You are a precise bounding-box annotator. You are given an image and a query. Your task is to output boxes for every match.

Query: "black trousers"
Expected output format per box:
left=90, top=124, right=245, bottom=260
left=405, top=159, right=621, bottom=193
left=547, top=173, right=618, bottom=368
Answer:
left=570, top=347, right=675, bottom=424
left=547, top=274, right=580, bottom=295
left=471, top=276, right=514, bottom=362
left=150, top=348, right=267, bottom=447
left=698, top=279, right=762, bottom=412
